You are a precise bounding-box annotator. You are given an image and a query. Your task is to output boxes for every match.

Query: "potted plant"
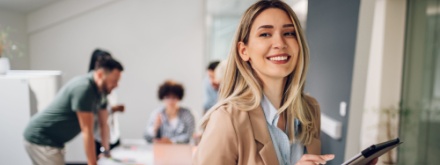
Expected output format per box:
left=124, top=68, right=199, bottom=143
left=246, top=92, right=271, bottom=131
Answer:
left=361, top=106, right=400, bottom=165
left=0, top=39, right=10, bottom=75
left=0, top=26, right=24, bottom=75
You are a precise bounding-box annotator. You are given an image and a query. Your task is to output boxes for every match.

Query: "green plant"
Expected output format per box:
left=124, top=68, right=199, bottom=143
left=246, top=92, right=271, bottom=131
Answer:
left=0, top=26, right=24, bottom=59
left=363, top=106, right=400, bottom=165
left=382, top=107, right=400, bottom=165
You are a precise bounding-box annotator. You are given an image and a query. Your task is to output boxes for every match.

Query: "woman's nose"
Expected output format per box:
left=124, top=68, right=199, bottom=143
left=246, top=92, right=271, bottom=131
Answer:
left=272, top=33, right=287, bottom=49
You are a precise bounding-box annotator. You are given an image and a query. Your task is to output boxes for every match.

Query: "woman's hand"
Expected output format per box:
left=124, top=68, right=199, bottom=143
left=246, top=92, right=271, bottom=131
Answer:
left=367, top=158, right=378, bottom=165
left=295, top=154, right=334, bottom=165
left=153, top=114, right=162, bottom=132
left=154, top=137, right=173, bottom=144
left=111, top=104, right=125, bottom=113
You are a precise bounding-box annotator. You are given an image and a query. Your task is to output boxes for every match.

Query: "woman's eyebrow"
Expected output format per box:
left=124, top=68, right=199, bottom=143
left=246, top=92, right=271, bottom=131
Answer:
left=258, top=25, right=273, bottom=29
left=283, top=24, right=295, bottom=28
left=257, top=24, right=295, bottom=30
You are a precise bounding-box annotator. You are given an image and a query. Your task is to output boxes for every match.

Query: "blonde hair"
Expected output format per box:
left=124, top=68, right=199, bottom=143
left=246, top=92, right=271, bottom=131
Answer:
left=201, top=0, right=318, bottom=145
left=214, top=60, right=227, bottom=83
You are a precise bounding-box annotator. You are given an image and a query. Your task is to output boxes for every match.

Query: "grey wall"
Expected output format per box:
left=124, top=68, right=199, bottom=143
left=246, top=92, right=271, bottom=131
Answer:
left=305, top=0, right=361, bottom=164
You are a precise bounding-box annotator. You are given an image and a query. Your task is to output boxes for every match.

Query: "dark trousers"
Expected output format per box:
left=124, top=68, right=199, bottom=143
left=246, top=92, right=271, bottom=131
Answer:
left=94, top=139, right=121, bottom=157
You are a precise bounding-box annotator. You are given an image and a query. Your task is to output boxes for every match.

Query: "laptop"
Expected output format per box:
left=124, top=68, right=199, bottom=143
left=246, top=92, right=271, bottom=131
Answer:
left=342, top=138, right=403, bottom=165
left=153, top=144, right=194, bottom=165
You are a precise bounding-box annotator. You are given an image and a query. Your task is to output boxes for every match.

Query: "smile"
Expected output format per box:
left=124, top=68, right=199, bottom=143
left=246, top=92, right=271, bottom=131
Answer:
left=268, top=56, right=289, bottom=61
left=266, top=54, right=291, bottom=64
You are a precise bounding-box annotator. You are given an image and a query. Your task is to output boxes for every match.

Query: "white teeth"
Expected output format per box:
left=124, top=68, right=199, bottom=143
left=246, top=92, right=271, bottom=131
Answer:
left=269, top=56, right=288, bottom=61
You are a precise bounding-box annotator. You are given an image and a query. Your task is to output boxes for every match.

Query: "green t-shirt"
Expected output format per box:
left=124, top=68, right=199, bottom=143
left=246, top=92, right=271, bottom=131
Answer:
left=24, top=72, right=107, bottom=148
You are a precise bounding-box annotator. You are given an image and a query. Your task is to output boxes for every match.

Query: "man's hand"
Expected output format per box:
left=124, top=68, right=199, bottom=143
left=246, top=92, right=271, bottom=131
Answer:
left=98, top=150, right=112, bottom=159
left=98, top=109, right=110, bottom=160
left=111, top=104, right=125, bottom=113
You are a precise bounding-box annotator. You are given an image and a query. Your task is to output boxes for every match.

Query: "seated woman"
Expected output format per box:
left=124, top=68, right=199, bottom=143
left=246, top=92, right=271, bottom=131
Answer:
left=144, top=80, right=195, bottom=144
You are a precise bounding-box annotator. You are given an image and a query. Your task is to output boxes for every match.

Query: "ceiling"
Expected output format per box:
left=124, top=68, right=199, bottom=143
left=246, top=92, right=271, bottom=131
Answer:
left=0, top=0, right=59, bottom=13
left=0, top=0, right=306, bottom=15
left=206, top=0, right=303, bottom=16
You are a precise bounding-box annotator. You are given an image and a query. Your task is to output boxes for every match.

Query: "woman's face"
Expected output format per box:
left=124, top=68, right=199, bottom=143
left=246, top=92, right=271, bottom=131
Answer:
left=238, top=8, right=299, bottom=81
left=163, top=94, right=180, bottom=109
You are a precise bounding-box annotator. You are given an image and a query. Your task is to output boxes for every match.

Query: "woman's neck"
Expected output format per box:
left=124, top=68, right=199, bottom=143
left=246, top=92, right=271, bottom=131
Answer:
left=165, top=106, right=179, bottom=118
left=262, top=77, right=286, bottom=109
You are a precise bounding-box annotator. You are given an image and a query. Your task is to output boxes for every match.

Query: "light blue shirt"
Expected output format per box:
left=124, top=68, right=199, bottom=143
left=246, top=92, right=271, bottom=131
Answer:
left=261, top=95, right=304, bottom=165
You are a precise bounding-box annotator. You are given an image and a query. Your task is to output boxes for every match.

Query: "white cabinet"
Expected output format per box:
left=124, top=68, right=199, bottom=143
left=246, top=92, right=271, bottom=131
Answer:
left=0, top=70, right=61, bottom=165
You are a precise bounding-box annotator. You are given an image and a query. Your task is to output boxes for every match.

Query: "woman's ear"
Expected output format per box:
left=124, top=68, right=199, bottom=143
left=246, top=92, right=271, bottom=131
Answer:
left=238, top=42, right=250, bottom=61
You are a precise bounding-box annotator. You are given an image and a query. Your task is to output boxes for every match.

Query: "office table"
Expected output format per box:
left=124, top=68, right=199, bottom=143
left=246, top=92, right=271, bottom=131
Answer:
left=98, top=141, right=153, bottom=165
left=97, top=140, right=195, bottom=165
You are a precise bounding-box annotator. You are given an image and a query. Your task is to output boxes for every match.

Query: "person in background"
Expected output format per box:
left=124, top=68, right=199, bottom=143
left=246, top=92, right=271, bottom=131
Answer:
left=24, top=58, right=123, bottom=165
left=213, top=60, right=227, bottom=88
left=203, top=61, right=220, bottom=113
left=144, top=80, right=195, bottom=144
left=88, top=49, right=125, bottom=157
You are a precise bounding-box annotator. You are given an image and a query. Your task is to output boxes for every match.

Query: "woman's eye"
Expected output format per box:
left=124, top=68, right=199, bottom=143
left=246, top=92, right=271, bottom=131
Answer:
left=259, top=33, right=271, bottom=37
left=284, top=31, right=296, bottom=36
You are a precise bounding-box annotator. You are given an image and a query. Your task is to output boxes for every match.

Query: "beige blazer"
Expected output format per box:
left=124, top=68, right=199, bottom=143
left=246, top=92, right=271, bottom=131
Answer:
left=193, top=96, right=321, bottom=165
left=194, top=104, right=279, bottom=165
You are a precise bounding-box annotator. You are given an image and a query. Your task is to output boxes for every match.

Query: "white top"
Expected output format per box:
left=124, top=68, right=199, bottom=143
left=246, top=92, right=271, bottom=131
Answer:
left=260, top=95, right=304, bottom=165
left=169, top=117, right=180, bottom=130
left=95, top=90, right=121, bottom=144
left=261, top=95, right=280, bottom=125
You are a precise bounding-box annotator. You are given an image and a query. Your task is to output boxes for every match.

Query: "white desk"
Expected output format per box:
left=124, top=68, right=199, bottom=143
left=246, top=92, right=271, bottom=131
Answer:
left=98, top=144, right=154, bottom=165
left=98, top=139, right=152, bottom=165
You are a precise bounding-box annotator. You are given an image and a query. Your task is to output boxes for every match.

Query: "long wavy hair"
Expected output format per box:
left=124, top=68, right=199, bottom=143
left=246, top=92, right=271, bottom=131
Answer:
left=201, top=0, right=318, bottom=145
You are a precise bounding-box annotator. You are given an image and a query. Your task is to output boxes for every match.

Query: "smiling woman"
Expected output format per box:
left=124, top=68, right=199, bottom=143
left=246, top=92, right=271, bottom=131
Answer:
left=194, top=1, right=333, bottom=165
left=238, top=8, right=299, bottom=80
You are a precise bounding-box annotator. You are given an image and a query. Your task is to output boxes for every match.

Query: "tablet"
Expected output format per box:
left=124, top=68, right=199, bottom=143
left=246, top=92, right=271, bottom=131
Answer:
left=342, top=138, right=402, bottom=165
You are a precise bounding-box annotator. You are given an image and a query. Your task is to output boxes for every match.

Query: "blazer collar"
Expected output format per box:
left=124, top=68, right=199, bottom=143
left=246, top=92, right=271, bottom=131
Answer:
left=248, top=106, right=280, bottom=165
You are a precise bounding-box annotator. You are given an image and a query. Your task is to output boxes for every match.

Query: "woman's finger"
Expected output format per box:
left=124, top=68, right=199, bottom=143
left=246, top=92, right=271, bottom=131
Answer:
left=300, top=154, right=334, bottom=164
left=368, top=157, right=378, bottom=165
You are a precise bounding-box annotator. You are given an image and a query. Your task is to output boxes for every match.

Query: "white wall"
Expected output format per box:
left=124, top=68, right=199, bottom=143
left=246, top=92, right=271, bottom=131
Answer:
left=27, top=0, right=205, bottom=162
left=0, top=9, right=29, bottom=69
left=345, top=0, right=406, bottom=162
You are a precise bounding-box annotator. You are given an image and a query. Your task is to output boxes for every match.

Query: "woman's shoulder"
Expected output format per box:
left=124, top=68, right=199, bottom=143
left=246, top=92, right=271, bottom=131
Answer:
left=209, top=104, right=251, bottom=122
left=302, top=94, right=321, bottom=115
left=179, top=107, right=194, bottom=116
left=179, top=107, right=191, bottom=111
left=303, top=94, right=319, bottom=106
left=152, top=106, right=165, bottom=114
left=200, top=102, right=255, bottom=132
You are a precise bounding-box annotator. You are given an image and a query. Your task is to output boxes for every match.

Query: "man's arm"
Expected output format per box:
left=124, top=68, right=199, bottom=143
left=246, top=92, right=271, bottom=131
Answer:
left=98, top=109, right=110, bottom=154
left=76, top=111, right=97, bottom=165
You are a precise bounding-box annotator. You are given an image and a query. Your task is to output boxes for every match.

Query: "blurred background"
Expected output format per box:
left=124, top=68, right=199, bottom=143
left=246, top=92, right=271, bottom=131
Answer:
left=0, top=0, right=438, bottom=164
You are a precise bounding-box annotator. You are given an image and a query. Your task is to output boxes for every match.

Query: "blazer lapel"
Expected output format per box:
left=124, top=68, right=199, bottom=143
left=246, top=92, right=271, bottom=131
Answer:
left=248, top=106, right=280, bottom=165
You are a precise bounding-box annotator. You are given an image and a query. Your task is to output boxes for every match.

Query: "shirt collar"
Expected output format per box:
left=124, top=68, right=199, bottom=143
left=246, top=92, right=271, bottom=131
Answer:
left=261, top=95, right=280, bottom=125
left=87, top=71, right=103, bottom=96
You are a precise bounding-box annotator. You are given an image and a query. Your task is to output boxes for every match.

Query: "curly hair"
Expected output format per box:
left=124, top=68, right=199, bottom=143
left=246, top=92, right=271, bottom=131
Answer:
left=158, top=80, right=184, bottom=100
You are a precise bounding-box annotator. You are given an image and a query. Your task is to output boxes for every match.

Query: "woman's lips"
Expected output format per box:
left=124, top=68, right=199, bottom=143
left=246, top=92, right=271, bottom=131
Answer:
left=266, top=54, right=291, bottom=64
